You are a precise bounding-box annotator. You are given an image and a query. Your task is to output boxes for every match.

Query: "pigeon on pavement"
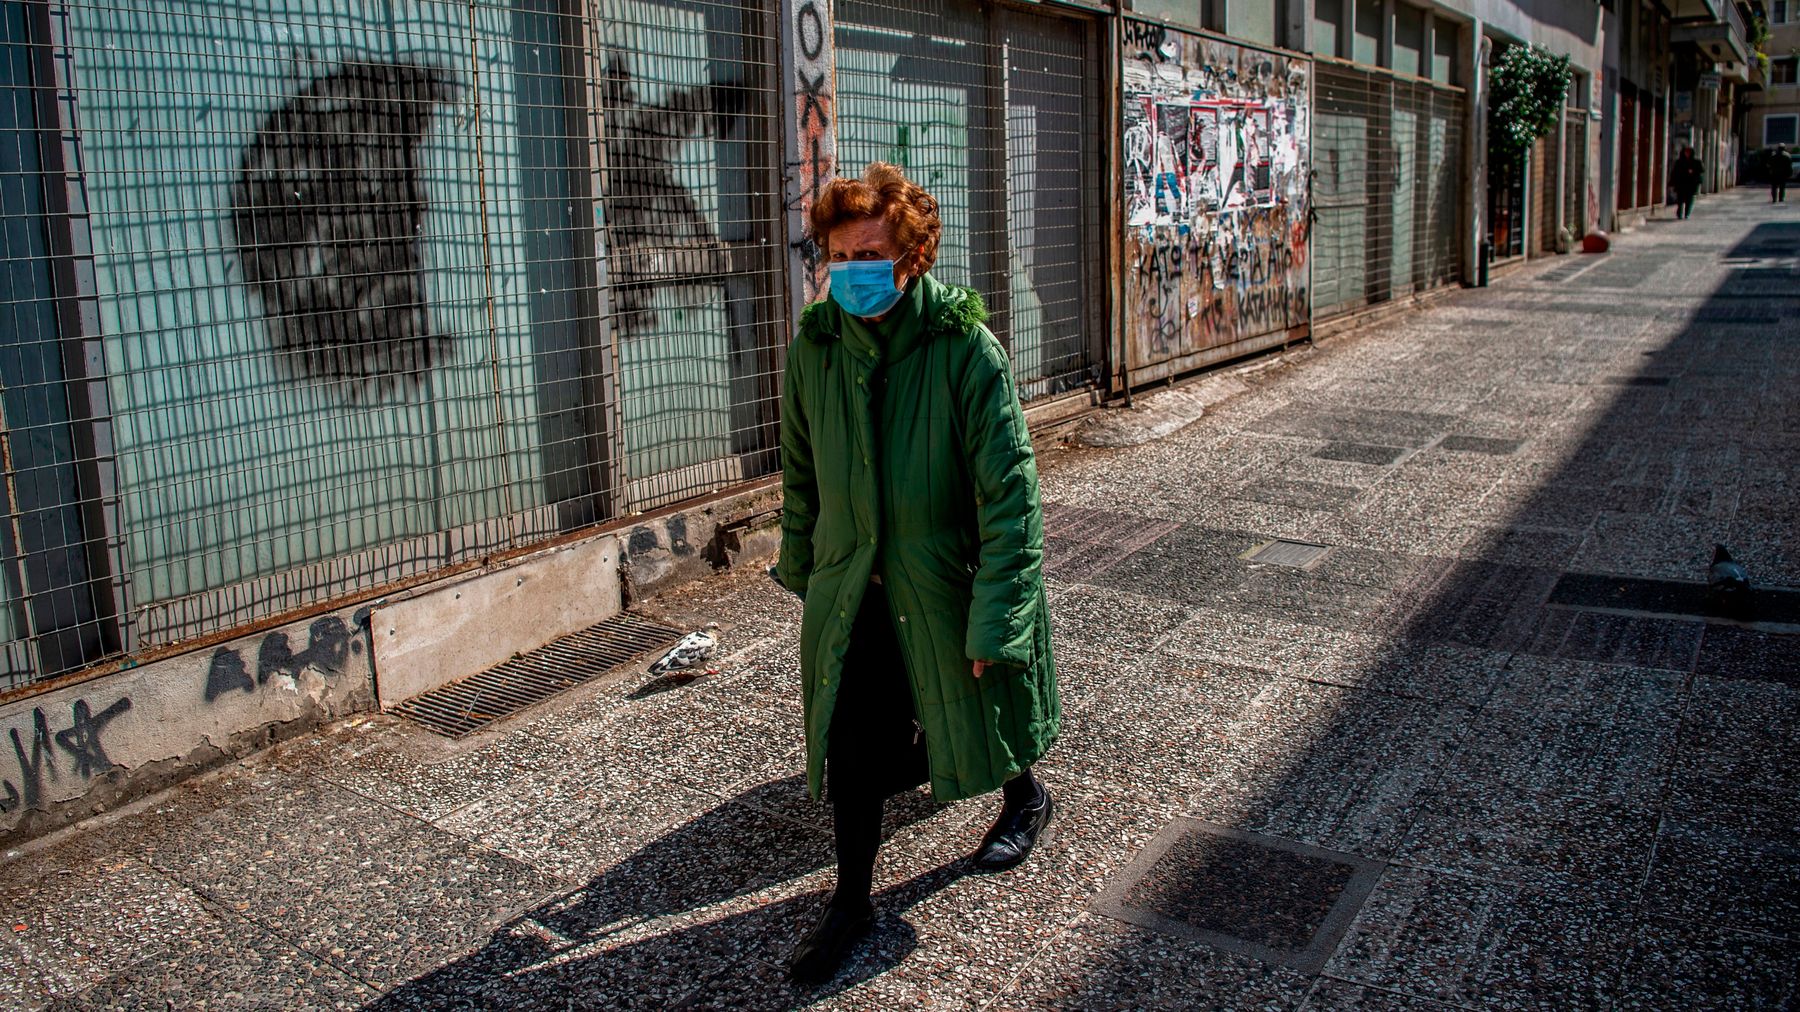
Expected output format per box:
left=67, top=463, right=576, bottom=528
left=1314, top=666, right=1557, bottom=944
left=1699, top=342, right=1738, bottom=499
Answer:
left=649, top=623, right=720, bottom=675
left=1708, top=544, right=1750, bottom=617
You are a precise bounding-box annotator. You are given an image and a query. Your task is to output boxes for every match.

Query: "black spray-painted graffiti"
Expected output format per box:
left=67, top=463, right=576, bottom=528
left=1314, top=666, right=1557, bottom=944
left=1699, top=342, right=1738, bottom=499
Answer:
left=2, top=697, right=132, bottom=815
left=234, top=60, right=459, bottom=397
left=204, top=615, right=363, bottom=703
left=600, top=53, right=746, bottom=337
left=1122, top=20, right=1176, bottom=61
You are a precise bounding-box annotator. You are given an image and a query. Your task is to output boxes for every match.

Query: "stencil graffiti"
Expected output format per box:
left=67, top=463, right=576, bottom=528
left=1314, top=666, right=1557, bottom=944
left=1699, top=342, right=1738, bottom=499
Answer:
left=2, top=697, right=133, bottom=814
left=233, top=60, right=460, bottom=397
left=204, top=615, right=363, bottom=702
left=1123, top=29, right=1310, bottom=368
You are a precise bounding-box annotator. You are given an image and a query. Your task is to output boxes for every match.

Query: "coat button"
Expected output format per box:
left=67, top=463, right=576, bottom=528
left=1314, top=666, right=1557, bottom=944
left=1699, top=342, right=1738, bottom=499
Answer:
left=839, top=609, right=847, bottom=618
left=898, top=615, right=907, bottom=623
left=855, top=376, right=863, bottom=385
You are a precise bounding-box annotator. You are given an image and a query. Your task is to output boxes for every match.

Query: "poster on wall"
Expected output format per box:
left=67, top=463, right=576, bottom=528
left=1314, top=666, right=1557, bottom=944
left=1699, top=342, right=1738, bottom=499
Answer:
left=1121, top=20, right=1310, bottom=378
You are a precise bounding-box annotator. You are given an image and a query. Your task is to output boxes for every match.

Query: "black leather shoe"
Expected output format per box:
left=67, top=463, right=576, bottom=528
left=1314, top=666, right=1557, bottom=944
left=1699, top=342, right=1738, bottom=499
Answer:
left=787, top=896, right=874, bottom=985
left=971, top=786, right=1054, bottom=873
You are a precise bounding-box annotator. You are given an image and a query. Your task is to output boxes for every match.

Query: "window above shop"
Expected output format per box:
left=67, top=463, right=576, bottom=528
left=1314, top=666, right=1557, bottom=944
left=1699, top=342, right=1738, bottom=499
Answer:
left=1225, top=0, right=1278, bottom=46
left=1131, top=0, right=1203, bottom=32
left=1352, top=0, right=1382, bottom=64
left=1393, top=3, right=1425, bottom=76
left=1314, top=0, right=1343, bottom=58
left=1431, top=19, right=1458, bottom=83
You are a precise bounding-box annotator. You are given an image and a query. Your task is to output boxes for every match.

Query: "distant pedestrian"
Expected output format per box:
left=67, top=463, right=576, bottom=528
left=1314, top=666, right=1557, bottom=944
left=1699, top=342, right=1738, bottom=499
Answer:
left=775, top=162, right=1060, bottom=984
left=1767, top=143, right=1792, bottom=203
left=1671, top=146, right=1703, bottom=219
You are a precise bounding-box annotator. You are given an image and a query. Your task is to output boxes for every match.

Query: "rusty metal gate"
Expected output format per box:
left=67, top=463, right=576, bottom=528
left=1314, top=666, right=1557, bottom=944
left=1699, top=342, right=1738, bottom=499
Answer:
left=832, top=0, right=1107, bottom=402
left=1618, top=83, right=1638, bottom=212
left=1313, top=59, right=1464, bottom=319
left=1564, top=107, right=1588, bottom=235
left=1531, top=132, right=1554, bottom=256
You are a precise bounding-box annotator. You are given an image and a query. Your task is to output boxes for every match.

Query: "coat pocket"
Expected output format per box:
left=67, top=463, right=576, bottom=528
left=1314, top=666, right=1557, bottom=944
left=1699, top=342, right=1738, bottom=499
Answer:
left=897, top=607, right=980, bottom=708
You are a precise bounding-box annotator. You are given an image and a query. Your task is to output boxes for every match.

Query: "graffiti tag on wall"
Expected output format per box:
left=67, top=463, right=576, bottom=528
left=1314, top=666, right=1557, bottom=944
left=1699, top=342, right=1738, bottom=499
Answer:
left=2, top=697, right=132, bottom=815
left=790, top=0, right=835, bottom=300
left=2, top=615, right=367, bottom=821
left=204, top=614, right=362, bottom=702
left=233, top=60, right=459, bottom=398
left=1122, top=24, right=1310, bottom=367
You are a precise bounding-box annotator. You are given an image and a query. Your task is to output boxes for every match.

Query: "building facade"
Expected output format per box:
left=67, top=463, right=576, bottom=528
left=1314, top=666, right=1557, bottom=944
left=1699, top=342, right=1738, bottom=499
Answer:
left=1746, top=0, right=1800, bottom=152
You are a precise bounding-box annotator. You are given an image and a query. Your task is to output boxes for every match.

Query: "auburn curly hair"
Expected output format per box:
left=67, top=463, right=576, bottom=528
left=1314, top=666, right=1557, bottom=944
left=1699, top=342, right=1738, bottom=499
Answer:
left=809, top=162, right=942, bottom=272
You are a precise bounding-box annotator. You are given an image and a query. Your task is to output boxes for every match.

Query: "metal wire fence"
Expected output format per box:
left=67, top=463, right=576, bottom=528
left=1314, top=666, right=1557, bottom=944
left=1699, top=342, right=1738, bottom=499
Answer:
left=832, top=0, right=1106, bottom=402
left=0, top=0, right=786, bottom=690
left=1313, top=59, right=1464, bottom=318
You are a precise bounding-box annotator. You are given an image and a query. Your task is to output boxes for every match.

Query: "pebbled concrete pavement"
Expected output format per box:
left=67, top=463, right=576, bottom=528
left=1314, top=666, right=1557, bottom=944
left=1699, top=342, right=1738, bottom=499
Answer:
left=3, top=188, right=1798, bottom=1010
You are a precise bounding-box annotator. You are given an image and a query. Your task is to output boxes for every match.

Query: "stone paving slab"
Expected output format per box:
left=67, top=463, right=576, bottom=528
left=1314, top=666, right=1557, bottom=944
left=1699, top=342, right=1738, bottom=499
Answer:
left=1614, top=917, right=1800, bottom=1011
left=6, top=190, right=1800, bottom=1010
left=40, top=904, right=379, bottom=1012
left=995, top=913, right=1315, bottom=1010
left=1325, top=865, right=1635, bottom=1010
left=1186, top=680, right=1477, bottom=860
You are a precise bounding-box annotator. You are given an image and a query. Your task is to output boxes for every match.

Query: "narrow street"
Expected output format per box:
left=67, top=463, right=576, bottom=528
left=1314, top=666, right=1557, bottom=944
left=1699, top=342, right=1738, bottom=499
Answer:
left=4, top=188, right=1797, bottom=1010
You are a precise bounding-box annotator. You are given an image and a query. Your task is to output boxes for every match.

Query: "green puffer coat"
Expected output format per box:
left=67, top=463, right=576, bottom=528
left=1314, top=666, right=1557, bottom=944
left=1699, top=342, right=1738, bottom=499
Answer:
left=776, top=273, right=1060, bottom=803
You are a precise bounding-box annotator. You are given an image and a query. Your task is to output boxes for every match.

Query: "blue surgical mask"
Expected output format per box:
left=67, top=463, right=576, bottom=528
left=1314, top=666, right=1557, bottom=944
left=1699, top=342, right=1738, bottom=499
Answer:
left=828, top=260, right=905, bottom=319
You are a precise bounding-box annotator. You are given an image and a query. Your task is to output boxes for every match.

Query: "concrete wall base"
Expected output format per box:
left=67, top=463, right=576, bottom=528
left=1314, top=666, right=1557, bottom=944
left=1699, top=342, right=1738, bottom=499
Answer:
left=0, top=479, right=787, bottom=847
left=1, top=602, right=376, bottom=847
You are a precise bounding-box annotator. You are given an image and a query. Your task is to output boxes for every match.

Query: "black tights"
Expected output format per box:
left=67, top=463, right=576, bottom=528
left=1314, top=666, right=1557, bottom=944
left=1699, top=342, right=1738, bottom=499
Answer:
left=828, top=766, right=1041, bottom=910
left=829, top=786, right=883, bottom=911
left=826, top=585, right=1044, bottom=910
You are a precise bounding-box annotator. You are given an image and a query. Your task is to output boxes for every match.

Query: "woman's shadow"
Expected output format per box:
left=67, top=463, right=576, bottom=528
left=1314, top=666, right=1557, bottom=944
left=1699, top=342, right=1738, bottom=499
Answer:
left=366, top=775, right=965, bottom=1010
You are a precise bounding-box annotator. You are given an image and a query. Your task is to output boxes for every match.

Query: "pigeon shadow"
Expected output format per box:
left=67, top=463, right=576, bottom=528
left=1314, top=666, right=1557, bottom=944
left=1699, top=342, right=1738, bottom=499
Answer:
left=626, top=671, right=713, bottom=699
left=367, top=775, right=962, bottom=1009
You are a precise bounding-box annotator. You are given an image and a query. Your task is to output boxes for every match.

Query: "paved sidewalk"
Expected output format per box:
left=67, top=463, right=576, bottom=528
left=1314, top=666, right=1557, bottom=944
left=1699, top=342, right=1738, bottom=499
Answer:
left=4, top=189, right=1799, bottom=1010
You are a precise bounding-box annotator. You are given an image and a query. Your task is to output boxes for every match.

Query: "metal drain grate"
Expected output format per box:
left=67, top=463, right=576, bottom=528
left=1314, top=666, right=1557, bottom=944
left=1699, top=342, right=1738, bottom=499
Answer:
left=1548, top=572, right=1800, bottom=627
left=1242, top=539, right=1333, bottom=569
left=394, top=613, right=685, bottom=737
left=1439, top=435, right=1523, bottom=456
left=1093, top=819, right=1384, bottom=973
left=1312, top=442, right=1407, bottom=466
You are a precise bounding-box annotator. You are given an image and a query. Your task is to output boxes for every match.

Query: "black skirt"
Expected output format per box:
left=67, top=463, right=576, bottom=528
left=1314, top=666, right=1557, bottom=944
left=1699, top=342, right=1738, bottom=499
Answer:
left=826, top=583, right=930, bottom=800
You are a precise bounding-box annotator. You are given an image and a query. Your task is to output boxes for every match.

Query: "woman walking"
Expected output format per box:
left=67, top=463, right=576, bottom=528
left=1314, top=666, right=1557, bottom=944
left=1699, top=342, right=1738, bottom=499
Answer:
left=1767, top=143, right=1792, bottom=203
left=773, top=162, right=1060, bottom=984
left=1671, top=146, right=1703, bottom=220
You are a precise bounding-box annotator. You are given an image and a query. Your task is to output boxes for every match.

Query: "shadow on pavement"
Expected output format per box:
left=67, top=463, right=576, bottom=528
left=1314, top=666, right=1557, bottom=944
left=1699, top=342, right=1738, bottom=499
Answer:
left=367, top=775, right=958, bottom=1009
left=380, top=205, right=1800, bottom=1009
